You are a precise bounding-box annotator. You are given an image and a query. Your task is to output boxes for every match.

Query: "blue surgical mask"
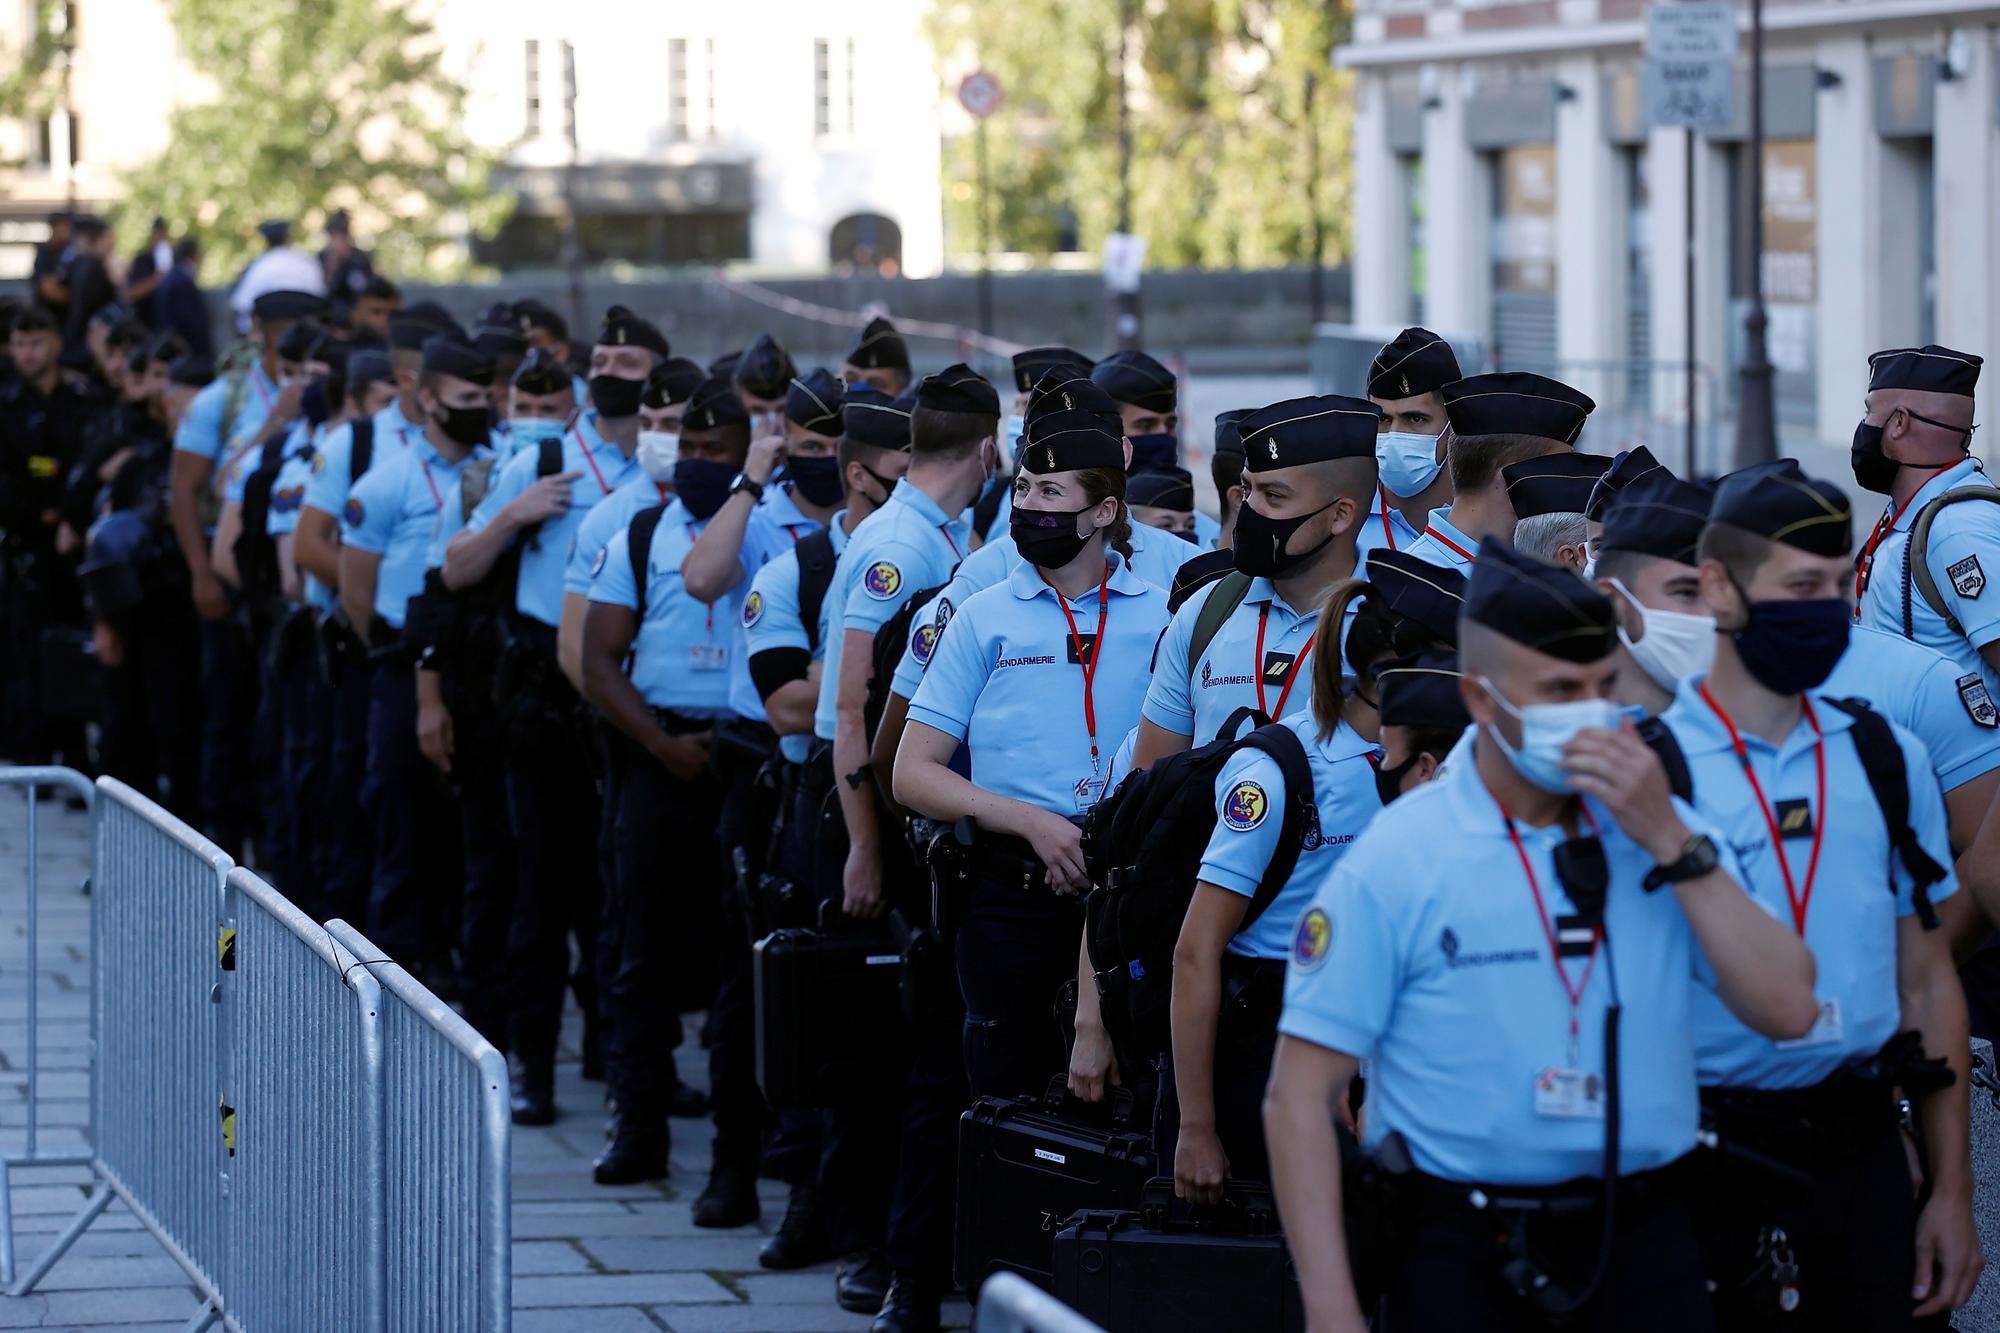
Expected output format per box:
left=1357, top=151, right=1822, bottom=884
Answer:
left=508, top=417, right=568, bottom=459
left=1376, top=431, right=1443, bottom=498
left=1002, top=414, right=1026, bottom=460
left=1480, top=678, right=1624, bottom=794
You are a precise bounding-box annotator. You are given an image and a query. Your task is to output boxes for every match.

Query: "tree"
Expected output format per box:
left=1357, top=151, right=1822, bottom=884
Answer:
left=0, top=0, right=73, bottom=171
left=927, top=0, right=1353, bottom=270
left=117, top=0, right=510, bottom=283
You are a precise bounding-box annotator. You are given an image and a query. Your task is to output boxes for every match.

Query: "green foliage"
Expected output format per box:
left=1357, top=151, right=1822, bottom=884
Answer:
left=928, top=0, right=1353, bottom=270
left=0, top=0, right=72, bottom=166
left=117, top=0, right=510, bottom=282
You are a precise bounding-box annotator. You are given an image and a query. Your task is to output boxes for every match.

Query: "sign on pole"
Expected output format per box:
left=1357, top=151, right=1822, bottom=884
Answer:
left=1643, top=3, right=1737, bottom=130
left=958, top=70, right=1004, bottom=120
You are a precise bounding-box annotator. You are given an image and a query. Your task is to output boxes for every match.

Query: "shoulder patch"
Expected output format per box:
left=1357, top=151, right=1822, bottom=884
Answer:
left=911, top=621, right=939, bottom=665
left=1293, top=907, right=1332, bottom=973
left=589, top=547, right=609, bottom=580
left=341, top=497, right=364, bottom=528
left=743, top=591, right=765, bottom=627
left=934, top=596, right=954, bottom=631
left=1221, top=780, right=1269, bottom=832
left=311, top=451, right=327, bottom=475
left=1958, top=672, right=1998, bottom=728
left=1948, top=554, right=1986, bottom=600
left=863, top=560, right=903, bottom=601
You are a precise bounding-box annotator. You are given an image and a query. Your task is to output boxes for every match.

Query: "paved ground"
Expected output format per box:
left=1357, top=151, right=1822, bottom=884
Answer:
left=0, top=786, right=972, bottom=1331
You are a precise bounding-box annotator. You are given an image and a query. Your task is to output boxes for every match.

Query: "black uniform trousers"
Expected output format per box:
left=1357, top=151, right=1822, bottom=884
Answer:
left=251, top=628, right=299, bottom=895
left=604, top=728, right=720, bottom=1117
left=275, top=626, right=329, bottom=909
left=1152, top=957, right=1283, bottom=1187
left=97, top=600, right=202, bottom=817
left=318, top=650, right=375, bottom=927
left=358, top=654, right=455, bottom=965
left=1385, top=1185, right=1715, bottom=1332
left=758, top=753, right=835, bottom=1188
left=956, top=878, right=1083, bottom=1102
left=1692, top=1115, right=1946, bottom=1331
left=709, top=729, right=776, bottom=1162
left=502, top=706, right=600, bottom=1070
left=450, top=676, right=517, bottom=1054
left=197, top=612, right=260, bottom=859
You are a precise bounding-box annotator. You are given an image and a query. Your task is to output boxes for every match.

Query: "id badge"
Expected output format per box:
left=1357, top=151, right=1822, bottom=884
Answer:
left=1533, top=1066, right=1606, bottom=1120
left=688, top=643, right=727, bottom=673
left=1774, top=998, right=1843, bottom=1051
left=1072, top=774, right=1107, bottom=813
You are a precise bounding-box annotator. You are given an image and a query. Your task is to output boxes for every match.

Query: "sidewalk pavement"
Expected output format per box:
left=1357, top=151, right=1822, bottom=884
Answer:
left=0, top=786, right=971, bottom=1330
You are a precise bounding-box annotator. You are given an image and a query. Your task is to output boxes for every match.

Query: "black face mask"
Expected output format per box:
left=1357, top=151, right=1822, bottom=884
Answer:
left=433, top=401, right=491, bottom=447
left=1011, top=503, right=1096, bottom=569
left=673, top=458, right=735, bottom=520
left=1730, top=592, right=1851, bottom=695
left=1231, top=495, right=1339, bottom=578
left=1372, top=752, right=1422, bottom=807
left=589, top=372, right=645, bottom=419
left=785, top=455, right=844, bottom=507
left=1851, top=420, right=1898, bottom=495
left=1129, top=434, right=1178, bottom=472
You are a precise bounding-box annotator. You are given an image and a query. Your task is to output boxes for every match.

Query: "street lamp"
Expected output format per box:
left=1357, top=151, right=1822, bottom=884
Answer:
left=1733, top=0, right=1776, bottom=465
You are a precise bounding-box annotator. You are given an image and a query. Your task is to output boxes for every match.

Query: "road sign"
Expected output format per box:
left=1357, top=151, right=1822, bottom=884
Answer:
left=958, top=70, right=1004, bottom=119
left=1644, top=56, right=1733, bottom=130
left=1646, top=2, right=1738, bottom=60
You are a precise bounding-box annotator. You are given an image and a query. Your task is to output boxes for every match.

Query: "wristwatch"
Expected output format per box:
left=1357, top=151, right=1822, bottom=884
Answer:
left=1643, top=832, right=1720, bottom=893
left=730, top=473, right=764, bottom=503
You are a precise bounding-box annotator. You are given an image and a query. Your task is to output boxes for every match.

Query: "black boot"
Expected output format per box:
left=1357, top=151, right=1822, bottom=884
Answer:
left=509, top=1058, right=556, bottom=1127
left=665, top=1076, right=711, bottom=1119
left=759, top=1183, right=833, bottom=1270
left=835, top=1251, right=891, bottom=1314
left=691, top=1151, right=760, bottom=1228
left=592, top=1107, right=668, bottom=1185
left=869, top=1275, right=942, bottom=1333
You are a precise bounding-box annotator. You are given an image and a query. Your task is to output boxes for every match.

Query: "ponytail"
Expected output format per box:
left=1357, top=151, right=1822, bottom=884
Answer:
left=1310, top=578, right=1374, bottom=742
left=1075, top=466, right=1134, bottom=562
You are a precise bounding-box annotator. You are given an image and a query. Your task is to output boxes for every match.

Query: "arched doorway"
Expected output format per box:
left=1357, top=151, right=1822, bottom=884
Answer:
left=830, top=213, right=902, bottom=276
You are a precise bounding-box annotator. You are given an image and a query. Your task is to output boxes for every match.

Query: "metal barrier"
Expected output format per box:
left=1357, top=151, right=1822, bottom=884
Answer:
left=326, top=918, right=511, bottom=1332
left=0, top=767, right=97, bottom=1288
left=223, top=869, right=385, bottom=1331
left=973, top=1272, right=1106, bottom=1333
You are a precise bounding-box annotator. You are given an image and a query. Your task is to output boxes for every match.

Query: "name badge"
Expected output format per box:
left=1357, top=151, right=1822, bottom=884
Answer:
left=687, top=644, right=727, bottom=673
left=1072, top=774, right=1107, bottom=813
left=1774, top=998, right=1843, bottom=1051
left=1533, top=1066, right=1605, bottom=1120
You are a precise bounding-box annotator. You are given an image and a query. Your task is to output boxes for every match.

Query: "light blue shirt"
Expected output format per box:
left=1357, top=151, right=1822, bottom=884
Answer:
left=1142, top=576, right=1320, bottom=742
left=1198, top=711, right=1383, bottom=960
left=1823, top=623, right=2000, bottom=794
left=1401, top=503, right=1477, bottom=575
left=1857, top=458, right=2000, bottom=698
left=302, top=398, right=423, bottom=521
left=341, top=438, right=489, bottom=630
left=813, top=479, right=971, bottom=741
left=173, top=361, right=278, bottom=468
left=906, top=554, right=1170, bottom=814
left=465, top=412, right=640, bottom=627
left=1279, top=750, right=1735, bottom=1184
left=588, top=499, right=742, bottom=716
left=746, top=513, right=852, bottom=763
left=1195, top=509, right=1221, bottom=549
left=266, top=421, right=338, bottom=613
left=566, top=475, right=670, bottom=597
left=1660, top=676, right=1957, bottom=1089
left=722, top=484, right=825, bottom=722
left=1353, top=488, right=1423, bottom=561
left=886, top=516, right=1199, bottom=704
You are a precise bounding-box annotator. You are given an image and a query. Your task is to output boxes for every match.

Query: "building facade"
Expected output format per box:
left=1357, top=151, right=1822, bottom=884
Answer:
left=0, top=0, right=946, bottom=279
left=1342, top=0, right=2000, bottom=468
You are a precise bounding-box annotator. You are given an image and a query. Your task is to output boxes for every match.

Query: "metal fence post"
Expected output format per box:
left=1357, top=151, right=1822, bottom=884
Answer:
left=974, top=1272, right=1106, bottom=1333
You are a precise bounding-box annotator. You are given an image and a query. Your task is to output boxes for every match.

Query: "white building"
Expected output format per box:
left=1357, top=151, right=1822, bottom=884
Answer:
left=0, top=0, right=946, bottom=278
left=1341, top=0, right=2000, bottom=468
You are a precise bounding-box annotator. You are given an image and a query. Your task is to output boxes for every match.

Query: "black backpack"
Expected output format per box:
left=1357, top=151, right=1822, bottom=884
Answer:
left=794, top=528, right=837, bottom=654
left=866, top=582, right=950, bottom=742
left=232, top=432, right=288, bottom=600
left=348, top=415, right=375, bottom=485
left=1638, top=698, right=1945, bottom=930
left=1080, top=710, right=1316, bottom=1058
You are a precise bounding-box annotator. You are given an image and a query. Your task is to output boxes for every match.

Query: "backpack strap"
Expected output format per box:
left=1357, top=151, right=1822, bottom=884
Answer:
left=1903, top=485, right=2000, bottom=639
left=794, top=529, right=837, bottom=653
left=1234, top=724, right=1316, bottom=931
left=628, top=504, right=668, bottom=609
left=1187, top=571, right=1254, bottom=679
left=1635, top=716, right=1694, bottom=805
left=1823, top=697, right=1945, bottom=930
left=349, top=416, right=375, bottom=485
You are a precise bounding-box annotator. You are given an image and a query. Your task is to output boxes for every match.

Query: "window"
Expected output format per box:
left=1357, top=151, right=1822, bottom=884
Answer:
left=814, top=39, right=831, bottom=136
left=703, top=38, right=717, bottom=140
left=668, top=38, right=688, bottom=141
left=525, top=39, right=541, bottom=138
left=845, top=38, right=856, bottom=134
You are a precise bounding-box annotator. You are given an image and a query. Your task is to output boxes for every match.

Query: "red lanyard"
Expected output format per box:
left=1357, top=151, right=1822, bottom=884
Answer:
left=1252, top=604, right=1315, bottom=719
left=655, top=482, right=670, bottom=505
left=573, top=425, right=611, bottom=497
left=1046, top=567, right=1113, bottom=774
left=1698, top=683, right=1826, bottom=936
left=251, top=368, right=274, bottom=412
left=1853, top=465, right=1953, bottom=604
left=1500, top=803, right=1603, bottom=1063
left=940, top=524, right=963, bottom=560
left=417, top=457, right=446, bottom=512
left=1424, top=525, right=1476, bottom=564
left=1376, top=487, right=1398, bottom=551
